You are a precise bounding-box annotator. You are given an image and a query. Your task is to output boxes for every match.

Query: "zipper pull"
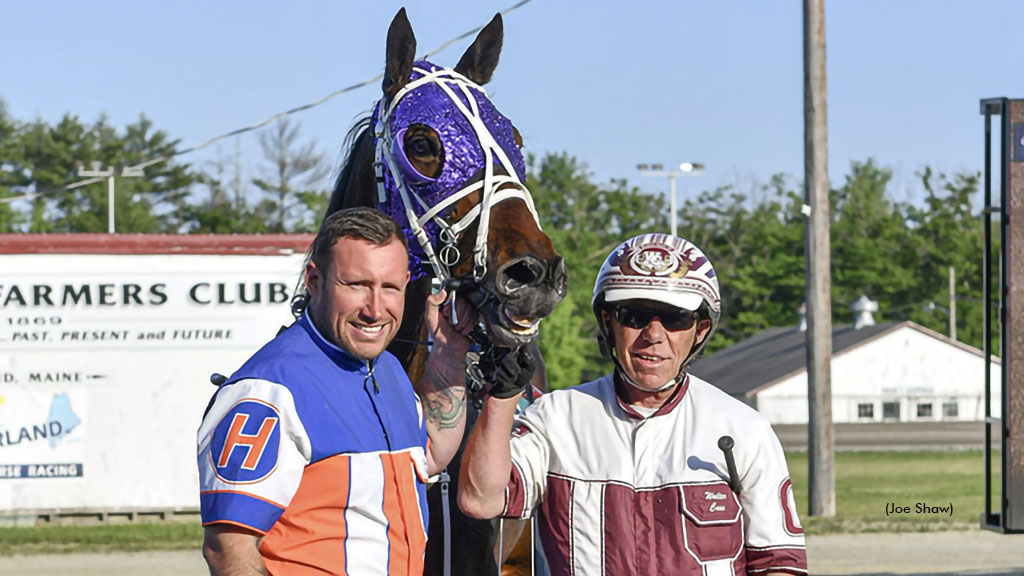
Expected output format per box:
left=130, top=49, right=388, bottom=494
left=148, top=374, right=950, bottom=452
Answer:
left=365, top=359, right=380, bottom=394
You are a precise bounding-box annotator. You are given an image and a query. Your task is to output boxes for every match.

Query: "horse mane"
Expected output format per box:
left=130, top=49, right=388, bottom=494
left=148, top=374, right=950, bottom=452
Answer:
left=288, top=115, right=376, bottom=316
left=328, top=115, right=376, bottom=215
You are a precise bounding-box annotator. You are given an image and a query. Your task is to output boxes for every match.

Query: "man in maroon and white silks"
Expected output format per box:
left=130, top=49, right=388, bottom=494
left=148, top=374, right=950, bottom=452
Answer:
left=460, top=233, right=807, bottom=576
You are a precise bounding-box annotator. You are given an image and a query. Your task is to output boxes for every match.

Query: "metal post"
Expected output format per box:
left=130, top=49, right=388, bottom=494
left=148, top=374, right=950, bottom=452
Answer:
left=76, top=164, right=145, bottom=234
left=1001, top=98, right=1024, bottom=531
left=803, top=0, right=835, bottom=517
left=1000, top=100, right=1012, bottom=530
left=979, top=96, right=1024, bottom=534
left=982, top=102, right=995, bottom=528
left=669, top=173, right=678, bottom=237
left=107, top=175, right=115, bottom=234
left=949, top=266, right=956, bottom=341
left=637, top=163, right=704, bottom=237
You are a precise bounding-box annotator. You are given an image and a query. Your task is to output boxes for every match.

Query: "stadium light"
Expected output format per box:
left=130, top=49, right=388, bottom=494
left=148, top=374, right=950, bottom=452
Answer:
left=636, top=161, right=706, bottom=237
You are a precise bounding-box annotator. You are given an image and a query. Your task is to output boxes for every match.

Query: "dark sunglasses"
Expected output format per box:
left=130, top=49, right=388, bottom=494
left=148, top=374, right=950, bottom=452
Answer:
left=613, top=305, right=698, bottom=331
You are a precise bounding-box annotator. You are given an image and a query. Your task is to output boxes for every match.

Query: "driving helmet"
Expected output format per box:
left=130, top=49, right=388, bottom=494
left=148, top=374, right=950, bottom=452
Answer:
left=592, top=233, right=721, bottom=368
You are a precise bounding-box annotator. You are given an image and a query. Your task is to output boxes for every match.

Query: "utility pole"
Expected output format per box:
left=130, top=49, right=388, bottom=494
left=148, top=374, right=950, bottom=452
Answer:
left=636, top=162, right=705, bottom=237
left=77, top=162, right=145, bottom=234
left=803, top=0, right=835, bottom=517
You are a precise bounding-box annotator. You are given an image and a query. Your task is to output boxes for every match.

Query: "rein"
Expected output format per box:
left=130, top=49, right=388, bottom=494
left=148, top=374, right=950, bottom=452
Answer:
left=393, top=277, right=498, bottom=409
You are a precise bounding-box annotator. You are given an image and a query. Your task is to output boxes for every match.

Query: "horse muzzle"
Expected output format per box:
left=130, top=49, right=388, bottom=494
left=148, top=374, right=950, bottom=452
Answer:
left=472, top=254, right=568, bottom=347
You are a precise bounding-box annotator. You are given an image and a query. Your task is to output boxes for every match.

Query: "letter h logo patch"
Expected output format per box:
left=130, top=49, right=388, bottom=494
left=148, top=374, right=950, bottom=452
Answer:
left=211, top=400, right=282, bottom=484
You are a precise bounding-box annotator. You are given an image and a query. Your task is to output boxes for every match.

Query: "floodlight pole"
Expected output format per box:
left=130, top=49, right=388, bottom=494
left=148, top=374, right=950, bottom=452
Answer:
left=637, top=162, right=705, bottom=237
left=669, top=173, right=677, bottom=237
left=76, top=164, right=145, bottom=233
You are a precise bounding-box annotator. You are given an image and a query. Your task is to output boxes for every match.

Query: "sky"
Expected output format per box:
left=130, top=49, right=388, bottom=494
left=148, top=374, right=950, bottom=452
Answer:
left=3, top=0, right=1022, bottom=208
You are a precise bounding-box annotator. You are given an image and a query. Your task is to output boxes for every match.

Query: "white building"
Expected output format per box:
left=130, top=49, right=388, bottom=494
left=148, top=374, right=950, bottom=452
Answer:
left=691, top=313, right=1002, bottom=425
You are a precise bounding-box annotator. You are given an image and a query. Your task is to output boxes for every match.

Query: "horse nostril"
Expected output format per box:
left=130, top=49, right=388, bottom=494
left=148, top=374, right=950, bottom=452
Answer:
left=499, top=257, right=545, bottom=294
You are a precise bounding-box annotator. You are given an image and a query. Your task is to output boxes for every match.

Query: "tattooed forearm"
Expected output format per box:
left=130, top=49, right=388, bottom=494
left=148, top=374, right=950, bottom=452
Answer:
left=418, top=370, right=467, bottom=430
left=418, top=349, right=469, bottom=472
left=423, top=387, right=466, bottom=430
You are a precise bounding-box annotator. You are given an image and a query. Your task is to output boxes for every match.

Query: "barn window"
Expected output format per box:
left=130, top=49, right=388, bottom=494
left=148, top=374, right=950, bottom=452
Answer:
left=916, top=403, right=933, bottom=418
left=882, top=402, right=900, bottom=419
left=857, top=403, right=874, bottom=419
left=943, top=402, right=959, bottom=418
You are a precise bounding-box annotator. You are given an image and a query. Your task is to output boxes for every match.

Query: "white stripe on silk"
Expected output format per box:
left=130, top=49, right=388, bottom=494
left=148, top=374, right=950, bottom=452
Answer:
left=344, top=453, right=390, bottom=575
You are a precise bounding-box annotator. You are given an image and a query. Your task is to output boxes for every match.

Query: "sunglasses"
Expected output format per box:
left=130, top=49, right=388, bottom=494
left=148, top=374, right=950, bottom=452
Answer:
left=613, top=305, right=698, bottom=331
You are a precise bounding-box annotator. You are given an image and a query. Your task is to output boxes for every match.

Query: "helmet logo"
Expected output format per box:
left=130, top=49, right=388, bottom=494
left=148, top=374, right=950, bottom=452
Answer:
left=624, top=246, right=690, bottom=278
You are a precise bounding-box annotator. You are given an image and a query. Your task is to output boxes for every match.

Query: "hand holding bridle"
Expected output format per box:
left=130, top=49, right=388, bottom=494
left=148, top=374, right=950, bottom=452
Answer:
left=479, top=344, right=538, bottom=399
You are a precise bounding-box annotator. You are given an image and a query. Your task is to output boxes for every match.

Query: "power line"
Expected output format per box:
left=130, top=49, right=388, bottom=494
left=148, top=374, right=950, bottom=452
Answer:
left=1, top=0, right=536, bottom=205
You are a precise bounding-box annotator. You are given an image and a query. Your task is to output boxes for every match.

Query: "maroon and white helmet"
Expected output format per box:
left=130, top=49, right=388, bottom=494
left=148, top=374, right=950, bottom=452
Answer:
left=592, top=233, right=721, bottom=364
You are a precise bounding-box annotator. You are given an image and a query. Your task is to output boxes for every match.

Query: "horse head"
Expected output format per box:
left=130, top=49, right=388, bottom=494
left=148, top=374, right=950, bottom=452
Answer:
left=324, top=14, right=560, bottom=571
left=372, top=9, right=568, bottom=350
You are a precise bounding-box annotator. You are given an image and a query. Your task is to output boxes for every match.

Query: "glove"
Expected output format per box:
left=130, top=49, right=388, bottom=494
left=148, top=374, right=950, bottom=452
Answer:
left=479, top=345, right=538, bottom=399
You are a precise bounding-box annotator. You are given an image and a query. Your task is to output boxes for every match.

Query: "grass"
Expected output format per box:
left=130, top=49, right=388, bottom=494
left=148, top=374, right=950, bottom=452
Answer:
left=0, top=451, right=1003, bottom=553
left=0, top=523, right=203, bottom=556
left=786, top=450, right=1001, bottom=534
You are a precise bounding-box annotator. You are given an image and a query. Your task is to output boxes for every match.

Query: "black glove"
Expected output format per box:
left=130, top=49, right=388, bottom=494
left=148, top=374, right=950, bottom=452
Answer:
left=479, top=345, right=538, bottom=399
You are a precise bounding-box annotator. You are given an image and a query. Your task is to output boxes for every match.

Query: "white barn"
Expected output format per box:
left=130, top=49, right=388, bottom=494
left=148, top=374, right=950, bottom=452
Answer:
left=691, top=320, right=1002, bottom=425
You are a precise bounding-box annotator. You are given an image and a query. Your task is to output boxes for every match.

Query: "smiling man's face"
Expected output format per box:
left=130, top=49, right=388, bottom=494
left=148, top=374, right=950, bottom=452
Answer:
left=306, top=236, right=409, bottom=360
left=606, top=300, right=710, bottom=391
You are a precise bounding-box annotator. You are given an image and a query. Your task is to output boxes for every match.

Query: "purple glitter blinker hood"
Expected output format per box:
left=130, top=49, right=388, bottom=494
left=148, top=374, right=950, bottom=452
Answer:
left=372, top=61, right=528, bottom=280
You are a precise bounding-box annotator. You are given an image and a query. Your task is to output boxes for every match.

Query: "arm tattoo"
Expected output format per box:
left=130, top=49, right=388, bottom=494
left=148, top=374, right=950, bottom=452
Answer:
left=419, top=371, right=467, bottom=430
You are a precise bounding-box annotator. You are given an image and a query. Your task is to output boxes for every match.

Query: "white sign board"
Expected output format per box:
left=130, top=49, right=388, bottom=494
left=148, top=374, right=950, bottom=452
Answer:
left=0, top=237, right=310, bottom=512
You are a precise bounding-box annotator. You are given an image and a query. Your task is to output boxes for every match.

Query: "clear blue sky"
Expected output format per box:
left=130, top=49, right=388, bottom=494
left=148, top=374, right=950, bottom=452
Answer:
left=3, top=0, right=1021, bottom=206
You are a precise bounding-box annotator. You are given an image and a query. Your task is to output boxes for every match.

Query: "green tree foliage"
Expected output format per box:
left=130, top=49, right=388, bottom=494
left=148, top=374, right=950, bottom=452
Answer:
left=12, top=114, right=195, bottom=233
left=899, top=167, right=985, bottom=346
left=0, top=102, right=992, bottom=361
left=1, top=110, right=332, bottom=235
left=252, top=119, right=330, bottom=233
left=680, top=159, right=986, bottom=351
left=826, top=161, right=984, bottom=348
left=677, top=175, right=807, bottom=351
left=185, top=145, right=269, bottom=234
left=532, top=153, right=989, bottom=386
left=115, top=116, right=195, bottom=232
left=529, top=152, right=668, bottom=388
left=831, top=160, right=916, bottom=315
left=0, top=99, right=25, bottom=232
left=18, top=114, right=94, bottom=232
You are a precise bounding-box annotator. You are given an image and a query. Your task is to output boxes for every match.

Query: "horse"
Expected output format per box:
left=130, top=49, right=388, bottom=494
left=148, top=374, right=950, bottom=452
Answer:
left=325, top=9, right=566, bottom=575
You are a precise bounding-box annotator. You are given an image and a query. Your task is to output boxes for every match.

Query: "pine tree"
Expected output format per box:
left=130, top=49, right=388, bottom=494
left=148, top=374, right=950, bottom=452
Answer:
left=252, top=119, right=329, bottom=232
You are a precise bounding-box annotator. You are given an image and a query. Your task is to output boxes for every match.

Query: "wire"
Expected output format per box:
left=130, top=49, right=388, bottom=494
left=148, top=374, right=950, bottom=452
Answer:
left=0, top=0, right=536, bottom=206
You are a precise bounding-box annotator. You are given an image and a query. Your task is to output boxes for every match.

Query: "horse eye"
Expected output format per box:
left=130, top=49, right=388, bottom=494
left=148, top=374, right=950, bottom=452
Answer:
left=399, top=125, right=444, bottom=180
left=409, top=136, right=437, bottom=157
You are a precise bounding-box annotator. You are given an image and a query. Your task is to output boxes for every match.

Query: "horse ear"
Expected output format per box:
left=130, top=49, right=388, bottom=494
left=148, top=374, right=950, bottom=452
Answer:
left=383, top=8, right=417, bottom=101
left=454, top=13, right=503, bottom=85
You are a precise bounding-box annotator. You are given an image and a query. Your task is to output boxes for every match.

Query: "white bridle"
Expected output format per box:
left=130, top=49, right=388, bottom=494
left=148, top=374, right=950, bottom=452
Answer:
left=373, top=66, right=541, bottom=285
